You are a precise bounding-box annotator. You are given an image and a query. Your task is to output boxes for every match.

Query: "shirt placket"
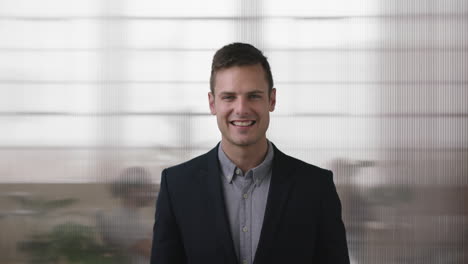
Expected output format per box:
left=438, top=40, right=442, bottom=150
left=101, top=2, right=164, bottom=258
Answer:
left=236, top=169, right=255, bottom=264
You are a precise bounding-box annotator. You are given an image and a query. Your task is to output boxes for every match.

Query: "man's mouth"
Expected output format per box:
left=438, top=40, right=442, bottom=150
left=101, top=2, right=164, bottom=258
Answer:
left=230, top=120, right=256, bottom=127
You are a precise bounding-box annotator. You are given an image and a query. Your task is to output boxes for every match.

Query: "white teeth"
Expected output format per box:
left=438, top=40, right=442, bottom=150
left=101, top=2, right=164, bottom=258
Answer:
left=232, top=121, right=254, bottom=127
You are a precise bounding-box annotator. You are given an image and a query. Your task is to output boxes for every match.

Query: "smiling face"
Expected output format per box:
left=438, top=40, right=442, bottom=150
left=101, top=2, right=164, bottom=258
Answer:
left=209, top=64, right=276, bottom=150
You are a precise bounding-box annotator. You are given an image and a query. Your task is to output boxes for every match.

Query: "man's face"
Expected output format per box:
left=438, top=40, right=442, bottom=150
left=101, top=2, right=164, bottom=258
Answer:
left=208, top=64, right=276, bottom=149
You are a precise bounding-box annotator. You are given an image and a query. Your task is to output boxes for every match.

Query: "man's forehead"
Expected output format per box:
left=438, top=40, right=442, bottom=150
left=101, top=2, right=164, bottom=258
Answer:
left=215, top=64, right=264, bottom=77
left=213, top=65, right=269, bottom=94
left=218, top=89, right=265, bottom=95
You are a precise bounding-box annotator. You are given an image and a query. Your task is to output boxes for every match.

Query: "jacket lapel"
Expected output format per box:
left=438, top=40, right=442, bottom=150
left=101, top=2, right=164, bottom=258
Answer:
left=202, top=144, right=238, bottom=264
left=253, top=145, right=297, bottom=264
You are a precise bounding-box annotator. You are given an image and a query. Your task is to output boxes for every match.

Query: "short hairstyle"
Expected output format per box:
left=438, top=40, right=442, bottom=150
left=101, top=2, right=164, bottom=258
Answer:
left=210, top=42, right=274, bottom=94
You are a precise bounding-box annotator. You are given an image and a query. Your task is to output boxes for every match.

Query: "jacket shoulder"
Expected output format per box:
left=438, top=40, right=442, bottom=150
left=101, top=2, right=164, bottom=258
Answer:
left=275, top=147, right=332, bottom=178
left=163, top=145, right=217, bottom=181
left=164, top=152, right=207, bottom=177
left=274, top=151, right=334, bottom=193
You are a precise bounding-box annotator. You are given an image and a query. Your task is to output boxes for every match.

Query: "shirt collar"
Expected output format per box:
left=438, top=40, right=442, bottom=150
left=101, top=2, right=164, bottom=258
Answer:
left=218, top=141, right=274, bottom=185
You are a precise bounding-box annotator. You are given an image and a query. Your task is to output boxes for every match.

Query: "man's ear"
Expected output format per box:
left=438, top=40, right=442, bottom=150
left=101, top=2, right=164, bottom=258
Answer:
left=208, top=92, right=216, bottom=115
left=269, top=88, right=276, bottom=112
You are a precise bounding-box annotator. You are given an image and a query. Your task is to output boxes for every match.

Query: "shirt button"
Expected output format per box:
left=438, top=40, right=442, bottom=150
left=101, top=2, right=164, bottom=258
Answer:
left=235, top=168, right=241, bottom=175
left=242, top=226, right=248, bottom=232
left=243, top=193, right=248, bottom=199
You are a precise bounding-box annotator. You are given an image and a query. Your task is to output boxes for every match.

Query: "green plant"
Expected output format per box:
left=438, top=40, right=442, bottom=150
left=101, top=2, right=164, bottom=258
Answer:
left=11, top=196, right=126, bottom=264
left=19, top=222, right=126, bottom=264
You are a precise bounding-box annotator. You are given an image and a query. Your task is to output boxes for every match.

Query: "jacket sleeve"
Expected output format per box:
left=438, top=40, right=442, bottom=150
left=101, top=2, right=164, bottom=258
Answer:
left=315, top=170, right=350, bottom=264
left=151, top=169, right=187, bottom=264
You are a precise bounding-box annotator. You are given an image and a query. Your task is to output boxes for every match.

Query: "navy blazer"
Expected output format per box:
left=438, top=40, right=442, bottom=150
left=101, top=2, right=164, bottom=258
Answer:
left=151, top=144, right=349, bottom=264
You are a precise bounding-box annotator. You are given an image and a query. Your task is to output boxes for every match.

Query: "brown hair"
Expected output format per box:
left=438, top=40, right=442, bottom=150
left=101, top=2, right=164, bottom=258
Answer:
left=210, top=42, right=274, bottom=94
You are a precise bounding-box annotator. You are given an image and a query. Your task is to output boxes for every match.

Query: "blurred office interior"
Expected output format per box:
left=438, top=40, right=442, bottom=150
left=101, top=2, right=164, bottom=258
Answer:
left=0, top=0, right=467, bottom=263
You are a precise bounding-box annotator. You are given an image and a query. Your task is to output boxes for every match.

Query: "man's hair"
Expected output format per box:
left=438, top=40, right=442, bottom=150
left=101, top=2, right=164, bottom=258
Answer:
left=210, top=42, right=274, bottom=94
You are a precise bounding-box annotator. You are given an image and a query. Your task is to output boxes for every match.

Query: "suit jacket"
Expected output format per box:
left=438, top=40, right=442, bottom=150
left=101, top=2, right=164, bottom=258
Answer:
left=151, top=143, right=349, bottom=264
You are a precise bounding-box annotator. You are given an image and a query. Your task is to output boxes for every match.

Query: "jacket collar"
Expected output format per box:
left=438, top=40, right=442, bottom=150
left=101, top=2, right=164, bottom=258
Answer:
left=218, top=140, right=274, bottom=186
left=253, top=144, right=297, bottom=264
left=203, top=143, right=238, bottom=263
left=202, top=142, right=298, bottom=264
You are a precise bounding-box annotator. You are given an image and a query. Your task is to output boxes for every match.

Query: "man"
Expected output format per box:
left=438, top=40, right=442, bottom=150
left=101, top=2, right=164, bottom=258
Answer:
left=151, top=43, right=349, bottom=264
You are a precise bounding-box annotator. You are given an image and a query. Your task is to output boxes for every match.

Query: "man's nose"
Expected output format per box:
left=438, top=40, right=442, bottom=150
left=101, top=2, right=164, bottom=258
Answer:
left=234, top=97, right=250, bottom=116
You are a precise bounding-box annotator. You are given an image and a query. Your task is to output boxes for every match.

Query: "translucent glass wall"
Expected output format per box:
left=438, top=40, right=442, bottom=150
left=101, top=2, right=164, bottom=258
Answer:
left=0, top=0, right=467, bottom=263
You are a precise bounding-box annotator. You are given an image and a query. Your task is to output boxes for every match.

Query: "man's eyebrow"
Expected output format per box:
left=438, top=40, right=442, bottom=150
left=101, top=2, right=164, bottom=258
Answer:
left=248, top=90, right=265, bottom=94
left=219, top=91, right=236, bottom=96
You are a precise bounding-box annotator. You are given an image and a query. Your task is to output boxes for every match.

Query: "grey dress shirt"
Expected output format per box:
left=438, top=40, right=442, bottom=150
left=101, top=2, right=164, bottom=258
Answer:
left=218, top=141, right=274, bottom=264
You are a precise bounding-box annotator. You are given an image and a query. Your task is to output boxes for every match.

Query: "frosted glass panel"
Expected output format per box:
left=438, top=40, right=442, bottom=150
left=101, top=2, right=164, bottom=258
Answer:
left=0, top=0, right=467, bottom=264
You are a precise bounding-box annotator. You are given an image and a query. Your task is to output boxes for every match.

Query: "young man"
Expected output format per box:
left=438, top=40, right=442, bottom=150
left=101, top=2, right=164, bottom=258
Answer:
left=151, top=43, right=349, bottom=264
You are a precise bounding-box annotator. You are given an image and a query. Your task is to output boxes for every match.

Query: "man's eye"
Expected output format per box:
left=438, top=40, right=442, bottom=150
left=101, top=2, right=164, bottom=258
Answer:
left=250, top=94, right=261, bottom=99
left=222, top=96, right=234, bottom=100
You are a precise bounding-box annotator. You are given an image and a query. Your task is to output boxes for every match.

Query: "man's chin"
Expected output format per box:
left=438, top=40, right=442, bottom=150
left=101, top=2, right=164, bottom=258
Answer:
left=224, top=136, right=260, bottom=148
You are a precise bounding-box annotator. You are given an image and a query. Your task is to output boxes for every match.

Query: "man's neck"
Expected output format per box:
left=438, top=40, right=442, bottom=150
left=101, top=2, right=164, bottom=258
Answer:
left=220, top=138, right=269, bottom=173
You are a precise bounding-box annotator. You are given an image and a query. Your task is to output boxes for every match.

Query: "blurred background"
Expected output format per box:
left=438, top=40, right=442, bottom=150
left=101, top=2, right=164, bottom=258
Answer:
left=0, top=0, right=467, bottom=263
